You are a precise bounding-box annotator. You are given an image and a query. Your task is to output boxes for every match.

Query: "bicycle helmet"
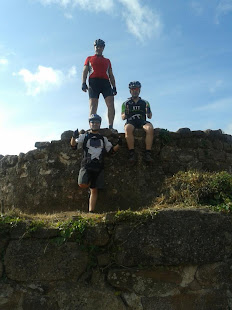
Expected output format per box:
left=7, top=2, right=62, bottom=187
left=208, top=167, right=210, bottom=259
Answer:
left=129, top=81, right=141, bottom=89
left=89, top=114, right=102, bottom=123
left=94, top=39, right=105, bottom=47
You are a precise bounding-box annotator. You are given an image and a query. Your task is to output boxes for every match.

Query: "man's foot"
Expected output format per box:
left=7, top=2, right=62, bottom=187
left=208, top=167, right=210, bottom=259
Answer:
left=109, top=128, right=118, bottom=134
left=144, top=151, right=153, bottom=163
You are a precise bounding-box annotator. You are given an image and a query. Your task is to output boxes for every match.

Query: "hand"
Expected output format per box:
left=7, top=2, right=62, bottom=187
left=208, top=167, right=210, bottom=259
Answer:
left=117, top=136, right=122, bottom=146
left=112, top=86, right=117, bottom=96
left=72, top=129, right=79, bottom=139
left=82, top=83, right=88, bottom=92
left=125, top=105, right=129, bottom=116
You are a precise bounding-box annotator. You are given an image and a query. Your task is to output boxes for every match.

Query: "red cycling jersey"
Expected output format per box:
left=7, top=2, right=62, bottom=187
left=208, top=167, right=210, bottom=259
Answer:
left=84, top=55, right=112, bottom=80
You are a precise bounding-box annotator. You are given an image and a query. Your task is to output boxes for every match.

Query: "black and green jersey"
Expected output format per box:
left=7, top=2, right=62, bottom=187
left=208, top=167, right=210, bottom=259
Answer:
left=121, top=97, right=151, bottom=121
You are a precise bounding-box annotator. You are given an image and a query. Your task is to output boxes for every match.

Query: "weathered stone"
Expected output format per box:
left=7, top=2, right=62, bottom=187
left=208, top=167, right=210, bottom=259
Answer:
left=22, top=293, right=59, bottom=310
left=83, top=225, right=110, bottom=246
left=61, top=130, right=73, bottom=140
left=0, top=283, right=21, bottom=308
left=5, top=240, right=88, bottom=281
left=0, top=262, right=2, bottom=278
left=141, top=290, right=228, bottom=310
left=34, top=142, right=50, bottom=149
left=176, top=128, right=191, bottom=134
left=108, top=267, right=182, bottom=297
left=121, top=292, right=143, bottom=310
left=114, top=210, right=232, bottom=266
left=52, top=282, right=127, bottom=310
left=97, top=253, right=111, bottom=266
left=195, top=262, right=231, bottom=288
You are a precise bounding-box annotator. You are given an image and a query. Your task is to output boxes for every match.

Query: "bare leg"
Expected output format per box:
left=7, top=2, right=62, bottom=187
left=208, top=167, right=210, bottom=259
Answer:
left=105, top=96, right=115, bottom=127
left=143, top=123, right=154, bottom=150
left=124, top=124, right=135, bottom=150
left=89, top=98, right=99, bottom=115
left=89, top=188, right=98, bottom=212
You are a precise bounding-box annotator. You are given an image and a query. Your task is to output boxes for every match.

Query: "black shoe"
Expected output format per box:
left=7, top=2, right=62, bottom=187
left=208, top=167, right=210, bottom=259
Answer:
left=128, top=151, right=136, bottom=163
left=144, top=152, right=153, bottom=163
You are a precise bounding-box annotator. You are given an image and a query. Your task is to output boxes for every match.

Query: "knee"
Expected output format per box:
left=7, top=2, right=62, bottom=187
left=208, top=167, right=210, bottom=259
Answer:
left=145, top=125, right=154, bottom=135
left=125, top=125, right=134, bottom=136
left=79, top=183, right=89, bottom=189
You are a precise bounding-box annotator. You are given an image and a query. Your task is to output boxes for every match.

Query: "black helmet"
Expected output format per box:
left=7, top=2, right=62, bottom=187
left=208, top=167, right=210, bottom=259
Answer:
left=94, top=39, right=105, bottom=47
left=89, top=114, right=102, bottom=123
left=129, top=81, right=141, bottom=89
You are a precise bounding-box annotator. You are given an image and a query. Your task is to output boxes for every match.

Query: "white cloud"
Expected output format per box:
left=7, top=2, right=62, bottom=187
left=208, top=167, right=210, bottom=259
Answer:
left=216, top=0, right=232, bottom=23
left=0, top=58, right=8, bottom=65
left=14, top=65, right=66, bottom=96
left=190, top=1, right=203, bottom=16
left=39, top=0, right=114, bottom=12
left=37, top=0, right=162, bottom=41
left=118, top=0, right=162, bottom=41
left=68, top=65, right=77, bottom=78
left=195, top=97, right=232, bottom=111
left=14, top=65, right=77, bottom=96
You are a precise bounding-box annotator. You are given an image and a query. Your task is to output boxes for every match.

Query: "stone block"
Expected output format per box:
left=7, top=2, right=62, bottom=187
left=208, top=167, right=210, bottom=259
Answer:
left=141, top=290, right=228, bottom=310
left=107, top=267, right=182, bottom=297
left=5, top=240, right=88, bottom=281
left=53, top=282, right=127, bottom=310
left=114, top=210, right=232, bottom=266
left=34, top=142, right=50, bottom=149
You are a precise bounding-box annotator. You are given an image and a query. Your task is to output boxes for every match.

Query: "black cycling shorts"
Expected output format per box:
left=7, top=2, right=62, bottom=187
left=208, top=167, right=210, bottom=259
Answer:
left=78, top=167, right=104, bottom=189
left=88, top=78, right=113, bottom=99
left=126, top=118, right=151, bottom=129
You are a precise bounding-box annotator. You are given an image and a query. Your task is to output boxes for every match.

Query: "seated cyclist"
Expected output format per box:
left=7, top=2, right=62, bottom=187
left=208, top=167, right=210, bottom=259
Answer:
left=121, top=81, right=154, bottom=163
left=70, top=114, right=121, bottom=213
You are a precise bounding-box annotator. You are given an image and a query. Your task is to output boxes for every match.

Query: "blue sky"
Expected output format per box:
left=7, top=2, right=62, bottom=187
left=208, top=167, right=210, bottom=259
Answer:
left=0, top=0, right=232, bottom=155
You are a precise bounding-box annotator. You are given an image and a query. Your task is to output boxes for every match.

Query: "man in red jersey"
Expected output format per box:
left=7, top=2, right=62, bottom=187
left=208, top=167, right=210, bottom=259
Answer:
left=82, top=39, right=117, bottom=132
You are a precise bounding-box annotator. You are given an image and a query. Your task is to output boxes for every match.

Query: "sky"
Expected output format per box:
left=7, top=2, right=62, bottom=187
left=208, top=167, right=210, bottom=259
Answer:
left=0, top=0, right=232, bottom=156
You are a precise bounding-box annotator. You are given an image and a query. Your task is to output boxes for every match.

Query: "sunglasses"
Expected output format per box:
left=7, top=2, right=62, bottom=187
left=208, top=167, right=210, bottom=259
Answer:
left=90, top=120, right=100, bottom=124
left=130, top=87, right=140, bottom=91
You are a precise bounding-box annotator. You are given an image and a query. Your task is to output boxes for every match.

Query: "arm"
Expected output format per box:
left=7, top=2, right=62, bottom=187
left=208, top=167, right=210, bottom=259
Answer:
left=82, top=65, right=89, bottom=92
left=108, top=67, right=116, bottom=88
left=146, top=101, right=152, bottom=119
left=121, top=102, right=127, bottom=120
left=70, top=137, right=77, bottom=147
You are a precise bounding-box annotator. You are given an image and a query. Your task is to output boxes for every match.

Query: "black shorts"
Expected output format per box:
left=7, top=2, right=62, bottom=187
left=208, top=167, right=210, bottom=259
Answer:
left=88, top=78, right=113, bottom=99
left=78, top=167, right=104, bottom=189
left=126, top=118, right=151, bottom=129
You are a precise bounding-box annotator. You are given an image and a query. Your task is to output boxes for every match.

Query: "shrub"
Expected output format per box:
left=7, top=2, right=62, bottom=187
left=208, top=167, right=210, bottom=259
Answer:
left=161, top=171, right=232, bottom=209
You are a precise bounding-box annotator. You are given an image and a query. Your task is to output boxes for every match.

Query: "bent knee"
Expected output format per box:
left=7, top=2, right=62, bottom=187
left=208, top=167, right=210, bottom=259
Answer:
left=144, top=124, right=154, bottom=133
left=125, top=124, right=134, bottom=134
left=79, top=183, right=89, bottom=189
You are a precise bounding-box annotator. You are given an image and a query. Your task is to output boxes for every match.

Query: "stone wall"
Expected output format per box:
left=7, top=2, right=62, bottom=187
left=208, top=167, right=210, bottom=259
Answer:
left=0, top=128, right=232, bottom=213
left=1, top=209, right=232, bottom=310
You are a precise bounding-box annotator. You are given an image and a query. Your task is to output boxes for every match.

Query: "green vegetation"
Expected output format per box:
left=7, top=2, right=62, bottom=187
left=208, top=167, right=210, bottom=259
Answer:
left=114, top=209, right=158, bottom=222
left=160, top=170, right=232, bottom=212
left=55, top=217, right=93, bottom=245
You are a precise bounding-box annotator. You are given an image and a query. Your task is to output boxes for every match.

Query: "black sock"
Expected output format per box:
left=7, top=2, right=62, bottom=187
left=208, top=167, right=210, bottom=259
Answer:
left=109, top=125, right=113, bottom=129
left=145, top=150, right=151, bottom=154
left=129, top=149, right=135, bottom=154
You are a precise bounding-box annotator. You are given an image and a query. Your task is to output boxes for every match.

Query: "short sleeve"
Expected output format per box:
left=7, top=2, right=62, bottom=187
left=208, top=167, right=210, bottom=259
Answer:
left=76, top=133, right=86, bottom=149
left=103, top=137, right=113, bottom=153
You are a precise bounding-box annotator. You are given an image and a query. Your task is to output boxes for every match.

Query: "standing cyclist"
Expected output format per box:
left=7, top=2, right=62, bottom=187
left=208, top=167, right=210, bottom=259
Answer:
left=70, top=114, right=121, bottom=213
left=121, top=81, right=154, bottom=163
left=82, top=39, right=117, bottom=133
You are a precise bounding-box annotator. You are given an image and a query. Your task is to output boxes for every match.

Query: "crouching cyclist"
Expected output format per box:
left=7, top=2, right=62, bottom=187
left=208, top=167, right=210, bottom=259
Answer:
left=70, top=114, right=121, bottom=213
